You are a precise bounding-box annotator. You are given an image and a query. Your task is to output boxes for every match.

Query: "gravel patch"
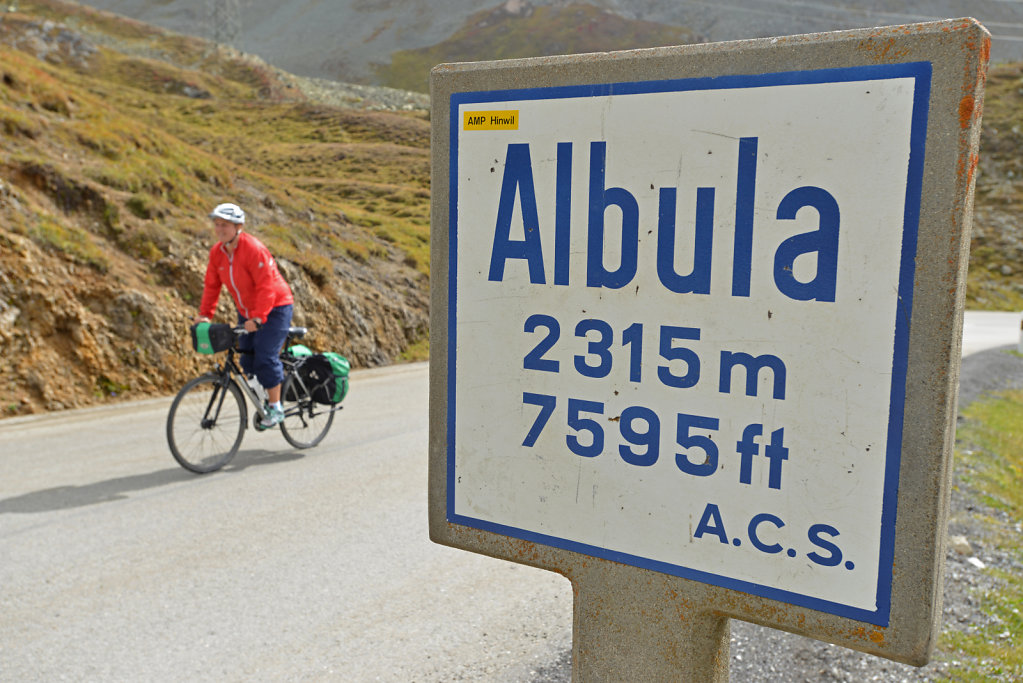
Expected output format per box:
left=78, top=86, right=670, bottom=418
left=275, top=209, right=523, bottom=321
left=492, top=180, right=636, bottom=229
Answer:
left=284, top=74, right=430, bottom=112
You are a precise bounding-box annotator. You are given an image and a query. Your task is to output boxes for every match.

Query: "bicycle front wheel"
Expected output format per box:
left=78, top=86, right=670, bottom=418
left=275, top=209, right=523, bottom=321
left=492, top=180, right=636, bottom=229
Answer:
left=280, top=371, right=335, bottom=449
left=166, top=373, right=246, bottom=473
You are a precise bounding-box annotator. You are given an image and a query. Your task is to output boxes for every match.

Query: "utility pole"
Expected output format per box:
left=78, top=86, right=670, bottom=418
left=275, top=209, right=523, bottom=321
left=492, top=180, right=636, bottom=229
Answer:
left=205, top=0, right=241, bottom=48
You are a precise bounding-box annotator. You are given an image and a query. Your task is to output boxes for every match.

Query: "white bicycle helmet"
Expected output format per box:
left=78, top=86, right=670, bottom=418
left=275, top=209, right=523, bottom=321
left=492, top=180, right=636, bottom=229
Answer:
left=209, top=202, right=245, bottom=224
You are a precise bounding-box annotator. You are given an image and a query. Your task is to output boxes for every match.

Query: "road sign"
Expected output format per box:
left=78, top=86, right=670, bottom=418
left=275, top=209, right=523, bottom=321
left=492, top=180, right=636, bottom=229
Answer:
left=430, top=19, right=988, bottom=679
left=449, top=62, right=928, bottom=626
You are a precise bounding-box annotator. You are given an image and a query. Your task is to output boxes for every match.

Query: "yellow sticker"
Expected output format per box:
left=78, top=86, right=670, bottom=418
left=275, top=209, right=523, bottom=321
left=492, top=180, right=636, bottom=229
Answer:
left=463, top=110, right=519, bottom=131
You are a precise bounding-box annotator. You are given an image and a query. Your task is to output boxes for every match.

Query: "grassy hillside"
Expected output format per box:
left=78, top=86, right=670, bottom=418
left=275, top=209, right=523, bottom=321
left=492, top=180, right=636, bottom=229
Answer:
left=968, top=62, right=1023, bottom=310
left=0, top=0, right=431, bottom=415
left=4, top=0, right=1023, bottom=418
left=2, top=2, right=431, bottom=276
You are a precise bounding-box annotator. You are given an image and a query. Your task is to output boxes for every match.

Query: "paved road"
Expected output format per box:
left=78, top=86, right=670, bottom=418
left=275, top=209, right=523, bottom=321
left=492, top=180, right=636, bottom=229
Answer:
left=961, top=310, right=1019, bottom=357
left=1, top=311, right=1017, bottom=681
left=0, top=362, right=570, bottom=681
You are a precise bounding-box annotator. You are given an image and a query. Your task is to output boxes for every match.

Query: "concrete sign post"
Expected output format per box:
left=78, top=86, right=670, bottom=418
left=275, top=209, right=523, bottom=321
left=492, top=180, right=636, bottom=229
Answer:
left=430, top=19, right=988, bottom=680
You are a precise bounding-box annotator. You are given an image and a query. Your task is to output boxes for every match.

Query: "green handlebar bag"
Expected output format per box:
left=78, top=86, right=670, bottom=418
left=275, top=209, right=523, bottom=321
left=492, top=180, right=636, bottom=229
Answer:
left=190, top=322, right=234, bottom=354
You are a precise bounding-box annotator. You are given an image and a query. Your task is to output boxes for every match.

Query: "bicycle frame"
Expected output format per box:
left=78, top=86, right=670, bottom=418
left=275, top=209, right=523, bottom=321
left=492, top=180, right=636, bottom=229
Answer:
left=212, top=348, right=268, bottom=422
left=200, top=329, right=347, bottom=432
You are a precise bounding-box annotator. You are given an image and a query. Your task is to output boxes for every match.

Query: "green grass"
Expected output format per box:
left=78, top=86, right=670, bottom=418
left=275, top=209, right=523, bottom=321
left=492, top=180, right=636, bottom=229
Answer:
left=940, top=390, right=1023, bottom=679
left=940, top=565, right=1023, bottom=681
left=26, top=216, right=110, bottom=271
left=956, top=391, right=1023, bottom=515
left=397, top=333, right=429, bottom=362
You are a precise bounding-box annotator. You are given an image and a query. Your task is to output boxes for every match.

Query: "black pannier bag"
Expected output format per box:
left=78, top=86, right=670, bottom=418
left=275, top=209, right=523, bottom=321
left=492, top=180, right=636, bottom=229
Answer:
left=291, top=352, right=350, bottom=405
left=190, top=322, right=235, bottom=354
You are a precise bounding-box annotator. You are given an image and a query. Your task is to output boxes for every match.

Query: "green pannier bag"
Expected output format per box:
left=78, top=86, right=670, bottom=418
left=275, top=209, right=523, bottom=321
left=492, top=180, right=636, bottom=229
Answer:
left=190, top=322, right=234, bottom=354
left=293, top=351, right=350, bottom=404
left=288, top=344, right=313, bottom=358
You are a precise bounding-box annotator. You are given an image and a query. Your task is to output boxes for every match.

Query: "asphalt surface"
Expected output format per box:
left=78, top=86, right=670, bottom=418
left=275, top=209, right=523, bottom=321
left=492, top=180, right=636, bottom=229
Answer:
left=1, top=312, right=1018, bottom=681
left=0, top=362, right=571, bottom=681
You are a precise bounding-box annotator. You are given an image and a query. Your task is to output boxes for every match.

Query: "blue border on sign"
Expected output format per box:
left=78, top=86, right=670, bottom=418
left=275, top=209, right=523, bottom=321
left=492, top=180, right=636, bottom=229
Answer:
left=446, top=62, right=932, bottom=628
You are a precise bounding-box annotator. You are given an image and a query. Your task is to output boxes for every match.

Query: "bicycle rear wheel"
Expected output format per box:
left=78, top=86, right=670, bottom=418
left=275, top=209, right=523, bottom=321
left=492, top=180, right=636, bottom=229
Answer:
left=167, top=373, right=246, bottom=473
left=280, top=371, right=335, bottom=448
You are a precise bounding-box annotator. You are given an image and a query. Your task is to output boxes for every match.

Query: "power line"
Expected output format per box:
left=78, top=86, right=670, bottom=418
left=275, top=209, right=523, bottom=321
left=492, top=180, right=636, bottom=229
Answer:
left=206, top=0, right=241, bottom=48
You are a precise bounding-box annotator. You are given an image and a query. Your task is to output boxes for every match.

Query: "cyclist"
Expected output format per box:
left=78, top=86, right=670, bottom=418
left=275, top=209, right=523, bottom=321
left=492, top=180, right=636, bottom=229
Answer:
left=193, top=202, right=294, bottom=428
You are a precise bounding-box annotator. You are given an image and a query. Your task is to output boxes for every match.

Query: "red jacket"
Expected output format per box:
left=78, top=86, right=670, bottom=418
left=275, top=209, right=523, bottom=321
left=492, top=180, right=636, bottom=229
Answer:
left=200, top=232, right=293, bottom=322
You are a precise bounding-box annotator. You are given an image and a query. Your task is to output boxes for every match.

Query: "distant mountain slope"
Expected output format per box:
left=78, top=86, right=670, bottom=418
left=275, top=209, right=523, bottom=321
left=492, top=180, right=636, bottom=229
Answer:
left=78, top=0, right=1023, bottom=84
left=376, top=2, right=699, bottom=92
left=607, top=0, right=1023, bottom=60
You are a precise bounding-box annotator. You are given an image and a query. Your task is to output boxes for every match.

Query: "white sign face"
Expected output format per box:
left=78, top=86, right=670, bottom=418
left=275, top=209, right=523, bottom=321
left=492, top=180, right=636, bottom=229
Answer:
left=447, top=64, right=930, bottom=626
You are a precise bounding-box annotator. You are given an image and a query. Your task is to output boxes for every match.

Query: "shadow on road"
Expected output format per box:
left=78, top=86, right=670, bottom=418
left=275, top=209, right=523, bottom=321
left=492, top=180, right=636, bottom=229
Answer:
left=225, top=447, right=305, bottom=473
left=0, top=448, right=305, bottom=514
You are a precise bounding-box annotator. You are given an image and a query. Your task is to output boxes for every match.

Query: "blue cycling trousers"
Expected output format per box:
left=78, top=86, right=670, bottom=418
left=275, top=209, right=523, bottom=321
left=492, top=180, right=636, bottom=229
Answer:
left=237, top=304, right=293, bottom=388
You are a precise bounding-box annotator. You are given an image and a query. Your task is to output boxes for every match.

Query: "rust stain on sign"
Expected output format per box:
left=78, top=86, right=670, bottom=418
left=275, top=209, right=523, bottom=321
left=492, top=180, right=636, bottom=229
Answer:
left=956, top=151, right=980, bottom=187
left=958, top=95, right=975, bottom=129
left=846, top=624, right=888, bottom=646
left=856, top=36, right=910, bottom=62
